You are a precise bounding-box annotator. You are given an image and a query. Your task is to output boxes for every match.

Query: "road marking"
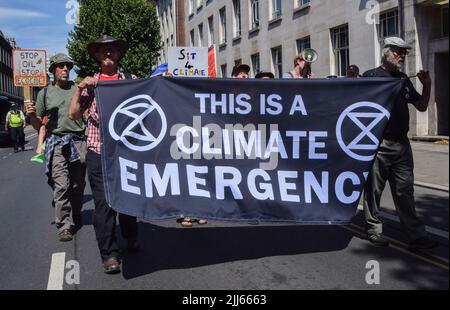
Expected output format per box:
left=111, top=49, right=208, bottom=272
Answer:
left=343, top=224, right=449, bottom=271
left=414, top=181, right=449, bottom=193
left=357, top=205, right=449, bottom=240
left=25, top=133, right=37, bottom=140
left=47, top=252, right=66, bottom=290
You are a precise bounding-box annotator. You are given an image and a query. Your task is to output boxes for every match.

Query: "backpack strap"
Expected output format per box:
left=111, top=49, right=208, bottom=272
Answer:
left=43, top=86, right=48, bottom=114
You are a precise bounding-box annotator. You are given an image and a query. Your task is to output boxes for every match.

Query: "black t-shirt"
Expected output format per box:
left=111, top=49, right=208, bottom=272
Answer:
left=363, top=66, right=420, bottom=140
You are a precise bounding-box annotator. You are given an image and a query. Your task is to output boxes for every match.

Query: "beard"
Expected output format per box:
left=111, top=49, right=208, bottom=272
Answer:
left=385, top=53, right=403, bottom=71
left=102, top=58, right=116, bottom=67
left=55, top=74, right=68, bottom=83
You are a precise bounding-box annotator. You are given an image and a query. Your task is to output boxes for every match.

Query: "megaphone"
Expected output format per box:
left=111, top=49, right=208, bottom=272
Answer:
left=301, top=48, right=318, bottom=63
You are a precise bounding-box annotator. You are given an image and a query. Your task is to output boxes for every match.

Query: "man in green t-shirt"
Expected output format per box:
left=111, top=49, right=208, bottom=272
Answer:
left=26, top=53, right=87, bottom=242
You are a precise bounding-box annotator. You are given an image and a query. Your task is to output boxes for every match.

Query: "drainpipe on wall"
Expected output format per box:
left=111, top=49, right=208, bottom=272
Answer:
left=399, top=0, right=405, bottom=38
left=176, top=0, right=186, bottom=46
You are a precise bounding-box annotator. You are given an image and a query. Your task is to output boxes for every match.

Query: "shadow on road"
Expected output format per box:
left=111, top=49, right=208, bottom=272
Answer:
left=349, top=212, right=449, bottom=289
left=415, top=193, right=449, bottom=232
left=121, top=223, right=353, bottom=280
left=348, top=241, right=449, bottom=290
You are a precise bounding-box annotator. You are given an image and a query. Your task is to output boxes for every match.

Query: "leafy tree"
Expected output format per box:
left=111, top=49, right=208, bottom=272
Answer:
left=67, top=0, right=161, bottom=78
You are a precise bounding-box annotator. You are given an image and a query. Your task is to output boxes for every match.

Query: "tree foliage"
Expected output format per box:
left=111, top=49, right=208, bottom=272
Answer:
left=67, top=0, right=161, bottom=78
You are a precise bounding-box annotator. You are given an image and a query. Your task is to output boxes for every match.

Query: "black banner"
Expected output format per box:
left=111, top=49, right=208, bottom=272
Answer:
left=95, top=77, right=403, bottom=224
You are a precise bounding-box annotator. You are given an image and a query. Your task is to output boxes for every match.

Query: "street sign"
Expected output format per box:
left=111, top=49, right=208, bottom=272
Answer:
left=13, top=49, right=47, bottom=87
left=168, top=47, right=208, bottom=77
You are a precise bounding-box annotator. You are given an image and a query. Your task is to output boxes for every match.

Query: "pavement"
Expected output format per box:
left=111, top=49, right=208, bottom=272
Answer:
left=410, top=140, right=449, bottom=191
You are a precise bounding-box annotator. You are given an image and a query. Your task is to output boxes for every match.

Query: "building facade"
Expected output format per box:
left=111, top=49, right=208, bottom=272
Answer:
left=0, top=30, right=25, bottom=136
left=157, top=0, right=449, bottom=137
left=0, top=31, right=24, bottom=107
left=154, top=0, right=187, bottom=63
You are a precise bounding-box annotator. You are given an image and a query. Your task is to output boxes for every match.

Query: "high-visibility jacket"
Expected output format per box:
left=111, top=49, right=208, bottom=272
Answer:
left=8, top=111, right=24, bottom=128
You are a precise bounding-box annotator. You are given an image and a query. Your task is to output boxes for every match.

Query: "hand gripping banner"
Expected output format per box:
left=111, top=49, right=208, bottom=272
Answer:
left=95, top=77, right=404, bottom=224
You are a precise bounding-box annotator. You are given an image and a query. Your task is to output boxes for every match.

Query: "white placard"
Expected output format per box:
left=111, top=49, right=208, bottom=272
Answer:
left=13, top=49, right=47, bottom=87
left=168, top=47, right=208, bottom=77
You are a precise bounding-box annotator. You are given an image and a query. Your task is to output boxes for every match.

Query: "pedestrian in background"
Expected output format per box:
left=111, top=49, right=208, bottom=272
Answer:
left=283, top=55, right=313, bottom=79
left=363, top=37, right=438, bottom=251
left=232, top=64, right=251, bottom=79
left=255, top=71, right=275, bottom=79
left=26, top=53, right=87, bottom=242
left=5, top=103, right=26, bottom=153
left=346, top=65, right=361, bottom=78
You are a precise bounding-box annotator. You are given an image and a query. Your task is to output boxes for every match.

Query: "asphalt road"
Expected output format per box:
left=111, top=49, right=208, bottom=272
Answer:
left=0, top=131, right=448, bottom=290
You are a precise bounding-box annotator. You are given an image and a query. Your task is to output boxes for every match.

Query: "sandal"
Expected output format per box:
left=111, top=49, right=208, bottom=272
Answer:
left=181, top=217, right=193, bottom=228
left=197, top=219, right=208, bottom=225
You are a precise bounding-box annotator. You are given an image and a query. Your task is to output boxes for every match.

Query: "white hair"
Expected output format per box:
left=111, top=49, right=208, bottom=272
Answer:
left=381, top=47, right=391, bottom=63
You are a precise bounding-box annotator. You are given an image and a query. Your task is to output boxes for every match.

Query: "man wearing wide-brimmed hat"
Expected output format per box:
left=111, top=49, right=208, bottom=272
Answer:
left=26, top=52, right=87, bottom=243
left=69, top=35, right=138, bottom=274
left=362, top=37, right=438, bottom=251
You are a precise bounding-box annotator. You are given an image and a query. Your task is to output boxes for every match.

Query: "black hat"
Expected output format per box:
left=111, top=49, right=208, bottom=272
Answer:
left=87, top=35, right=129, bottom=61
left=255, top=71, right=275, bottom=79
left=231, top=64, right=250, bottom=77
left=348, top=65, right=360, bottom=73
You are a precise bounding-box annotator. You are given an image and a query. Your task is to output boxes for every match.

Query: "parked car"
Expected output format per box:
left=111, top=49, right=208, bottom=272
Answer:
left=0, top=103, right=12, bottom=145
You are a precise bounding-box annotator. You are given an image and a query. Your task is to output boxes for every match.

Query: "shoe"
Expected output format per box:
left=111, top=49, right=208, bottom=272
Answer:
left=367, top=233, right=389, bottom=247
left=103, top=257, right=121, bottom=274
left=196, top=219, right=208, bottom=225
left=13, top=149, right=18, bottom=153
left=127, top=239, right=140, bottom=253
left=408, top=236, right=439, bottom=251
left=181, top=218, right=193, bottom=228
left=58, top=229, right=73, bottom=242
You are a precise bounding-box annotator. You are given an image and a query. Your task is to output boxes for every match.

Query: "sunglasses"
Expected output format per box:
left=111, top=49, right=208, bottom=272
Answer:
left=56, top=63, right=72, bottom=69
left=392, top=48, right=409, bottom=56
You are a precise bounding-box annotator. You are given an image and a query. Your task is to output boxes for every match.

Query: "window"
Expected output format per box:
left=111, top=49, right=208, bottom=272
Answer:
left=251, top=53, right=260, bottom=77
left=190, top=29, right=195, bottom=46
left=296, top=0, right=310, bottom=8
left=379, top=9, right=399, bottom=40
left=219, top=7, right=227, bottom=44
left=443, top=6, right=449, bottom=37
left=208, top=16, right=215, bottom=46
left=271, top=0, right=282, bottom=20
left=189, top=0, right=195, bottom=15
left=198, top=23, right=204, bottom=46
left=221, top=64, right=227, bottom=77
left=296, top=36, right=311, bottom=54
left=331, top=25, right=349, bottom=76
left=271, top=46, right=283, bottom=78
left=250, top=0, right=260, bottom=29
left=233, top=0, right=242, bottom=37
